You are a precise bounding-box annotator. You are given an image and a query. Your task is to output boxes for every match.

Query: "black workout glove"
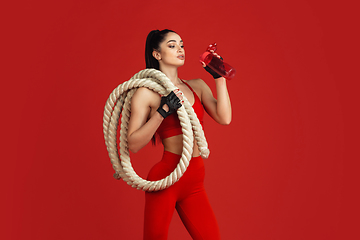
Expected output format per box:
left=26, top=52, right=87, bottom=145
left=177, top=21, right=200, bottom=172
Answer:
left=157, top=91, right=182, bottom=118
left=203, top=56, right=224, bottom=79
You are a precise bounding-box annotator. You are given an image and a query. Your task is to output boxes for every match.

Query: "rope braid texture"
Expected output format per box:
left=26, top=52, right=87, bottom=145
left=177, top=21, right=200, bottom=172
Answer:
left=103, top=69, right=210, bottom=192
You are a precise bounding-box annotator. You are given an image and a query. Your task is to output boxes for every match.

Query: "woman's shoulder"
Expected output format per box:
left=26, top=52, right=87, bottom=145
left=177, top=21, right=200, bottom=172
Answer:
left=132, top=87, right=160, bottom=107
left=182, top=78, right=207, bottom=89
left=182, top=78, right=208, bottom=93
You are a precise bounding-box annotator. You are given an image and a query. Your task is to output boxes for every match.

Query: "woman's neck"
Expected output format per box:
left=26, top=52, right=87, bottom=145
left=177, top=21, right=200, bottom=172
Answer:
left=159, top=66, right=182, bottom=86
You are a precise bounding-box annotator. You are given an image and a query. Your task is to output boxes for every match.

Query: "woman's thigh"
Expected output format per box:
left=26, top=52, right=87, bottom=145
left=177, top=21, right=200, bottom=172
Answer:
left=176, top=190, right=221, bottom=240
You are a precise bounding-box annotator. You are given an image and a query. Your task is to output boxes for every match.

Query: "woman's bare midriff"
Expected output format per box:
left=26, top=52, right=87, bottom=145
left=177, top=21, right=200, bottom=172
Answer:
left=161, top=134, right=201, bottom=157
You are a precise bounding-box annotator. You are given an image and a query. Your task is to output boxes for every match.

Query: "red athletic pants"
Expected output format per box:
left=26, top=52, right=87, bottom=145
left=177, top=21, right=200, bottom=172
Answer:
left=144, top=151, right=221, bottom=240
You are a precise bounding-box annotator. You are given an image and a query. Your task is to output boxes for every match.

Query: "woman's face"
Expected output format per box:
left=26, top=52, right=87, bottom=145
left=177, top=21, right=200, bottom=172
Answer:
left=154, top=32, right=185, bottom=68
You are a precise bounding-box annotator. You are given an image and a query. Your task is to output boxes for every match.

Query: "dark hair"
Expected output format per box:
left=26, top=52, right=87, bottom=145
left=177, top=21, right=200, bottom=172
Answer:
left=145, top=29, right=176, bottom=70
left=145, top=29, right=176, bottom=145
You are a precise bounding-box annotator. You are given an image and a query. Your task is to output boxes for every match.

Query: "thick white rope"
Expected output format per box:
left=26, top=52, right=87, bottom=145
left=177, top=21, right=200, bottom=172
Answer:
left=103, top=69, right=209, bottom=192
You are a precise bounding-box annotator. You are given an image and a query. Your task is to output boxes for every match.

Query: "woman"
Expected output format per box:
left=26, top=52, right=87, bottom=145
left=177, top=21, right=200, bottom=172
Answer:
left=127, top=29, right=232, bottom=240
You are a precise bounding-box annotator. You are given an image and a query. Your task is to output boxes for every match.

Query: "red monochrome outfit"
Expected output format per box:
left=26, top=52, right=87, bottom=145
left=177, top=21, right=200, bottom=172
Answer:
left=144, top=81, right=221, bottom=240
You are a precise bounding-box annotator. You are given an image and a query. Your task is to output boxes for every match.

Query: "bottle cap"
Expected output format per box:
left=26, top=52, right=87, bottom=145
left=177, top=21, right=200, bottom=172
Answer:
left=207, top=43, right=217, bottom=52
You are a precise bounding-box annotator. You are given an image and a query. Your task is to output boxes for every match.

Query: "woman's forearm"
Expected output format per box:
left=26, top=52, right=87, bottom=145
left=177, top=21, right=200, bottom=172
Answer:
left=214, top=77, right=232, bottom=125
left=127, top=112, right=163, bottom=153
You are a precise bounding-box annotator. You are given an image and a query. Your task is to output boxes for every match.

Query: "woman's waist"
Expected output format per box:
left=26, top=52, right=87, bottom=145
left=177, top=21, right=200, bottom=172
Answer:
left=160, top=151, right=204, bottom=170
left=162, top=135, right=201, bottom=157
left=147, top=150, right=205, bottom=182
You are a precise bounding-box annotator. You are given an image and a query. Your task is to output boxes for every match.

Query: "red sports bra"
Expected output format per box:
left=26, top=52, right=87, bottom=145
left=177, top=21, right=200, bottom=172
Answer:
left=156, top=81, right=204, bottom=139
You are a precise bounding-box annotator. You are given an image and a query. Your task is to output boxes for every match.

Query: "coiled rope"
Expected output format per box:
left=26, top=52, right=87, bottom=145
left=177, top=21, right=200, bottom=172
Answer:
left=103, top=69, right=209, bottom=192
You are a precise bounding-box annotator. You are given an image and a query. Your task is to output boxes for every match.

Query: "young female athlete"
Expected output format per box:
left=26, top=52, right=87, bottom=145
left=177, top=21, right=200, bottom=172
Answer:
left=127, top=29, right=232, bottom=240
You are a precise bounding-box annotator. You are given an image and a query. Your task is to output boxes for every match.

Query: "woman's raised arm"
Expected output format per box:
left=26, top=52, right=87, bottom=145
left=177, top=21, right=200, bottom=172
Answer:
left=199, top=77, right=232, bottom=125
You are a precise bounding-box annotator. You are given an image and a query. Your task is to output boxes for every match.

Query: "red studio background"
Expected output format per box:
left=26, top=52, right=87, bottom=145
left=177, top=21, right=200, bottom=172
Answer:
left=1, top=0, right=357, bottom=239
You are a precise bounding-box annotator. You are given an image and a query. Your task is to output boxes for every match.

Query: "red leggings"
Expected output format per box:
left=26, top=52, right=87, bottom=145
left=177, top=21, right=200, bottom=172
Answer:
left=144, top=151, right=221, bottom=240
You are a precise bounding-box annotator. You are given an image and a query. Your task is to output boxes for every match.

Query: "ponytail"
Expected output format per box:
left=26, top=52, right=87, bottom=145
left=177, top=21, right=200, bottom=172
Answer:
left=145, top=29, right=176, bottom=70
left=145, top=29, right=177, bottom=145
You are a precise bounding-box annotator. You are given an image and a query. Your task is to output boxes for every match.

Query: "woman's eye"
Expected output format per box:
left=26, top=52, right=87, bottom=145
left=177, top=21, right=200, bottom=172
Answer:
left=181, top=45, right=184, bottom=48
left=169, top=45, right=175, bottom=48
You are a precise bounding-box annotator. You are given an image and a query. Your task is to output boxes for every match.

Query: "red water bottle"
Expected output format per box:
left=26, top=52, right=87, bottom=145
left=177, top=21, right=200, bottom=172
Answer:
left=199, top=43, right=236, bottom=80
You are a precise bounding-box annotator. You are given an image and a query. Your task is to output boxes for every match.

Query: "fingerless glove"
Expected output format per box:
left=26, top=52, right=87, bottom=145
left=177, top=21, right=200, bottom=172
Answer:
left=157, top=91, right=182, bottom=118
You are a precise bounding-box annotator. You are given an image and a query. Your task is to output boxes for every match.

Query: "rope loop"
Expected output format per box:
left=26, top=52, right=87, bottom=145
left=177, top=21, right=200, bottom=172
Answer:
left=103, top=69, right=209, bottom=191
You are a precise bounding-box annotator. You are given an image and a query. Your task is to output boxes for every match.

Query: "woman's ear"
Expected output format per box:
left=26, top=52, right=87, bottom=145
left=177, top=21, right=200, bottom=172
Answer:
left=152, top=50, right=161, bottom=60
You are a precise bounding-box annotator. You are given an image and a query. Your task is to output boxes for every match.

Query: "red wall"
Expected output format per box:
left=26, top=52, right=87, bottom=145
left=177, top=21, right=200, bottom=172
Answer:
left=2, top=0, right=352, bottom=239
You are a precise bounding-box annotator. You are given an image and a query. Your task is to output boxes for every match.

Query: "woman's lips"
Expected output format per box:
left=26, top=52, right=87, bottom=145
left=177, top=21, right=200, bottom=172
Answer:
left=177, top=55, right=185, bottom=60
